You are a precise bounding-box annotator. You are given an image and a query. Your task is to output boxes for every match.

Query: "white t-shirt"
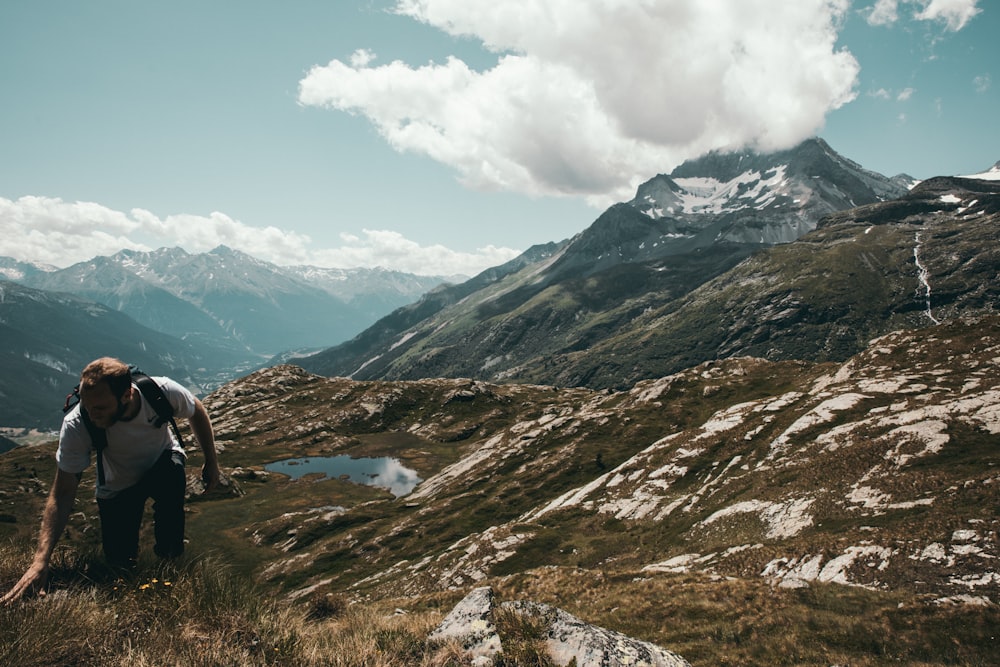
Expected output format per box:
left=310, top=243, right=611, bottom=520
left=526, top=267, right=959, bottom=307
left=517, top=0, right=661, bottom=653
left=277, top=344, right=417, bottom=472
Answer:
left=57, top=376, right=197, bottom=499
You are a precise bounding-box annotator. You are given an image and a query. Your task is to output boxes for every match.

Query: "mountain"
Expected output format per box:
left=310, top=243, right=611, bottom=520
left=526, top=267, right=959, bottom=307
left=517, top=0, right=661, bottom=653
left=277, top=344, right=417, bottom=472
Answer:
left=18, top=254, right=248, bottom=356
left=0, top=433, right=16, bottom=454
left=0, top=257, right=55, bottom=282
left=522, top=175, right=1000, bottom=388
left=296, top=138, right=917, bottom=384
left=630, top=136, right=909, bottom=246
left=13, top=246, right=453, bottom=358
left=0, top=281, right=249, bottom=429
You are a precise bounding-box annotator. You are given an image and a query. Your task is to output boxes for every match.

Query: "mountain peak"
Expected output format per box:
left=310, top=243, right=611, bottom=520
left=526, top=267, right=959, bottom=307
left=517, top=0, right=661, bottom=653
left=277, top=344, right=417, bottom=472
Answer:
left=627, top=138, right=908, bottom=245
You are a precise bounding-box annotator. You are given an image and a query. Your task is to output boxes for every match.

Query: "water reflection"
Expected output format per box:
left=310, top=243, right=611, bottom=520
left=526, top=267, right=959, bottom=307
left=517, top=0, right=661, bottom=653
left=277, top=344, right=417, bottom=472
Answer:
left=264, top=455, right=422, bottom=497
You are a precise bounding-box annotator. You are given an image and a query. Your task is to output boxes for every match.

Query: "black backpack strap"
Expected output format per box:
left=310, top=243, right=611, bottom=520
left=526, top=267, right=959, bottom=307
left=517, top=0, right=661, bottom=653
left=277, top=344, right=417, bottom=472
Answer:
left=80, top=408, right=109, bottom=487
left=131, top=371, right=184, bottom=448
left=63, top=386, right=109, bottom=486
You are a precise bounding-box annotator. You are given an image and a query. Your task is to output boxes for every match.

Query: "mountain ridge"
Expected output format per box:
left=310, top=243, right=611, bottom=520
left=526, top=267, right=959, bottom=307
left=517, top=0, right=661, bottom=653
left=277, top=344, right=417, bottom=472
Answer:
left=8, top=245, right=456, bottom=359
left=296, top=138, right=954, bottom=387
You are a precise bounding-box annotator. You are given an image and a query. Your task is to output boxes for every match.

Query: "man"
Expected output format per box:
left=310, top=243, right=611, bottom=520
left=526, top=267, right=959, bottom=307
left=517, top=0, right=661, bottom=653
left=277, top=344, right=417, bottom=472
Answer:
left=2, top=357, right=220, bottom=604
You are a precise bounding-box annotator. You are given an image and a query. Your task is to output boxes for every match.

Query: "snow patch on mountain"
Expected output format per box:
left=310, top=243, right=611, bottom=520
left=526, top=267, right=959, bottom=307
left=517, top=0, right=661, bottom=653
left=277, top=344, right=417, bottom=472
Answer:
left=961, top=162, right=1000, bottom=181
left=637, top=165, right=793, bottom=218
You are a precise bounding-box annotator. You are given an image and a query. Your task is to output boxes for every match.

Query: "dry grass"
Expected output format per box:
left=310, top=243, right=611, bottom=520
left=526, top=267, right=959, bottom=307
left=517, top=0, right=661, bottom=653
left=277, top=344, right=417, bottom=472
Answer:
left=4, top=541, right=1000, bottom=666
left=0, top=543, right=469, bottom=667
left=494, top=566, right=1000, bottom=667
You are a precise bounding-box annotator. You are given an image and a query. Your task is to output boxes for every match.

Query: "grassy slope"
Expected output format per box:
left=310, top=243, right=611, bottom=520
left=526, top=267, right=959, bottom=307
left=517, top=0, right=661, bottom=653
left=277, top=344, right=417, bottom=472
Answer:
left=3, top=317, right=1000, bottom=665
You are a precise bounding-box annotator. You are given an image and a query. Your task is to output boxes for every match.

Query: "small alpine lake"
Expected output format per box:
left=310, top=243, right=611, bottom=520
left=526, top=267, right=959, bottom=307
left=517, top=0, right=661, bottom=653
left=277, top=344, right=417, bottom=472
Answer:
left=264, top=455, right=422, bottom=497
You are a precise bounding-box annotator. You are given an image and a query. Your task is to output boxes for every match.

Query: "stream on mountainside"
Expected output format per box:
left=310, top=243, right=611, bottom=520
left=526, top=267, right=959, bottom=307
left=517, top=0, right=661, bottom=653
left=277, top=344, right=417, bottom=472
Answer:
left=264, top=455, right=422, bottom=497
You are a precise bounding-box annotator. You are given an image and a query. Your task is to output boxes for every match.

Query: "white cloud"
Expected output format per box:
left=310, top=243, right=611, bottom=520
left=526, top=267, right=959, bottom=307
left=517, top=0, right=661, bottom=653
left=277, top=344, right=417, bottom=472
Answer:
left=350, top=49, right=376, bottom=68
left=299, top=0, right=860, bottom=206
left=315, top=229, right=519, bottom=277
left=868, top=87, right=915, bottom=102
left=867, top=0, right=900, bottom=25
left=0, top=196, right=516, bottom=276
left=913, top=0, right=982, bottom=31
left=865, top=0, right=981, bottom=30
left=974, top=74, right=991, bottom=93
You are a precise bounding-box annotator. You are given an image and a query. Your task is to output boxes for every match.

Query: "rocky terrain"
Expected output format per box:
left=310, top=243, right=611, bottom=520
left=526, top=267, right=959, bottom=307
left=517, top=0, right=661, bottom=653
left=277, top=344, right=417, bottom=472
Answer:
left=183, top=314, right=999, bottom=610
left=2, top=317, right=998, bottom=664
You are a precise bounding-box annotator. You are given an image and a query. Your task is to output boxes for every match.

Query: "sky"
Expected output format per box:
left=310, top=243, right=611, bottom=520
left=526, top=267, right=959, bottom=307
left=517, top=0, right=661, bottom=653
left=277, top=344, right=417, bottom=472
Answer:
left=0, top=0, right=996, bottom=277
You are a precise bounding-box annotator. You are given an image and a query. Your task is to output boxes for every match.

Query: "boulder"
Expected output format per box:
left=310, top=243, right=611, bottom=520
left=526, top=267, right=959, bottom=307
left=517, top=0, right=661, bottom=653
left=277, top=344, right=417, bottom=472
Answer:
left=427, top=586, right=502, bottom=662
left=429, top=586, right=691, bottom=667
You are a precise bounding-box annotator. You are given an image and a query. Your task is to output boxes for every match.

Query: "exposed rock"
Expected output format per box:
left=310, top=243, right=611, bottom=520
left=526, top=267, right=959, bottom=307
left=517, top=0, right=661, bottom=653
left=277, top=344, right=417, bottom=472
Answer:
left=503, top=599, right=691, bottom=667
left=429, top=586, right=691, bottom=667
left=427, top=586, right=502, bottom=661
left=185, top=470, right=243, bottom=500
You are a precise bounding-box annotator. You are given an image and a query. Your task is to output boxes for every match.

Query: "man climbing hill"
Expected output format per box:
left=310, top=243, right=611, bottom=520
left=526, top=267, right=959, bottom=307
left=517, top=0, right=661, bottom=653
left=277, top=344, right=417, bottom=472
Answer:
left=2, top=357, right=220, bottom=604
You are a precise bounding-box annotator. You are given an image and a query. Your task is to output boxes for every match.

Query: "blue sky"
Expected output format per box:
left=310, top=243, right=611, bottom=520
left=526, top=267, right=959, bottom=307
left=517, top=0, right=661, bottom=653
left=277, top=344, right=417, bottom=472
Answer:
left=1, top=0, right=995, bottom=276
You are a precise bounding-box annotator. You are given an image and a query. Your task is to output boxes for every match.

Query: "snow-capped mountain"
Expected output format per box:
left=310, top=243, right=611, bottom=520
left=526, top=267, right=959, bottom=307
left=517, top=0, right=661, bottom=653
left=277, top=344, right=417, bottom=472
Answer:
left=298, top=139, right=996, bottom=388
left=628, top=137, right=910, bottom=245
left=12, top=246, right=454, bottom=359
left=0, top=257, right=56, bottom=282
left=0, top=247, right=457, bottom=427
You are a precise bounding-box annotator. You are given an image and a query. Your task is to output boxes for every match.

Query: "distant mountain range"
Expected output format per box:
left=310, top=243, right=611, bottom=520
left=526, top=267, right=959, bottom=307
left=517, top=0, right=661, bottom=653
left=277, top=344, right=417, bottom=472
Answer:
left=3, top=246, right=455, bottom=357
left=299, top=137, right=998, bottom=387
left=0, top=249, right=456, bottom=428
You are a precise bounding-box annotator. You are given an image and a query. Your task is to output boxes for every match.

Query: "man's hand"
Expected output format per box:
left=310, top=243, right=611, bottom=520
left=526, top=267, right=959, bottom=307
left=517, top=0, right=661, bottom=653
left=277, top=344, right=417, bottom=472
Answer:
left=4, top=468, right=79, bottom=606
left=190, top=398, right=219, bottom=494
left=201, top=463, right=220, bottom=493
left=1, top=561, right=49, bottom=606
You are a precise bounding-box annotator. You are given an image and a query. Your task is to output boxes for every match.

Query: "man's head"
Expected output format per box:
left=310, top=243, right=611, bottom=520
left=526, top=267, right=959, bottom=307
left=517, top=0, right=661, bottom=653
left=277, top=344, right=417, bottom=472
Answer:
left=79, top=357, right=134, bottom=428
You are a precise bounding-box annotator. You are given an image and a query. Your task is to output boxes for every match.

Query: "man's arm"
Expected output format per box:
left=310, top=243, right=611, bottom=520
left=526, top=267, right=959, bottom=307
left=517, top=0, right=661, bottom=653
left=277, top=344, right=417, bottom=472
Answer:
left=1, top=467, right=80, bottom=605
left=188, top=398, right=220, bottom=491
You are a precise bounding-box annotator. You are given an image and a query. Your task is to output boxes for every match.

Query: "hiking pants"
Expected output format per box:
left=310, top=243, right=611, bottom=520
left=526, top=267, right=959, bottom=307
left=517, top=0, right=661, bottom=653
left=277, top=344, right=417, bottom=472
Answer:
left=96, top=449, right=186, bottom=567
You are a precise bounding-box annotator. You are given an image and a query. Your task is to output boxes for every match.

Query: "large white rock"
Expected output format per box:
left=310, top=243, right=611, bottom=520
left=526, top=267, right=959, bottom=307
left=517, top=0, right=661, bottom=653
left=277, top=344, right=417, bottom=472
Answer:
left=429, top=586, right=691, bottom=667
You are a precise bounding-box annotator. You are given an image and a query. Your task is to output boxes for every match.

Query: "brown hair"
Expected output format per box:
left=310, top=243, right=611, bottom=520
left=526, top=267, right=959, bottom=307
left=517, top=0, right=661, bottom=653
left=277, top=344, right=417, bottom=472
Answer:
left=80, top=357, right=132, bottom=400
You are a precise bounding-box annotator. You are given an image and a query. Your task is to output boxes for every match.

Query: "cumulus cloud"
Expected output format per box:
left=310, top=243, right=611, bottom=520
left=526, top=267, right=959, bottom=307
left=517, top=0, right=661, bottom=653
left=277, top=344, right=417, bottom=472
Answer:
left=299, top=0, right=860, bottom=206
left=865, top=0, right=981, bottom=30
left=974, top=74, right=991, bottom=93
left=0, top=196, right=516, bottom=276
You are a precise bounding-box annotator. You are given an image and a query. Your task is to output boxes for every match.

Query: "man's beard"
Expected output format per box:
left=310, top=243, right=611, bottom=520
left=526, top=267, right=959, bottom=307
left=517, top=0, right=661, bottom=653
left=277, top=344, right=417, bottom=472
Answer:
left=110, top=397, right=130, bottom=425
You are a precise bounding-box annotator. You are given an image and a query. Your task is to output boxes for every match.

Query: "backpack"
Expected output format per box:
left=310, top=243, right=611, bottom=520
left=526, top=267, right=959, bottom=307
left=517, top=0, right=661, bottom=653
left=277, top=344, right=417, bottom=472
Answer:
left=63, top=367, right=184, bottom=486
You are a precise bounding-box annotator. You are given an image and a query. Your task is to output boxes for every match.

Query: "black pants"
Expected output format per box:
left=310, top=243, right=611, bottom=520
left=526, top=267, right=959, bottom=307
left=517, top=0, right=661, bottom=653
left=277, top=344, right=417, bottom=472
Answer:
left=96, top=450, right=186, bottom=567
